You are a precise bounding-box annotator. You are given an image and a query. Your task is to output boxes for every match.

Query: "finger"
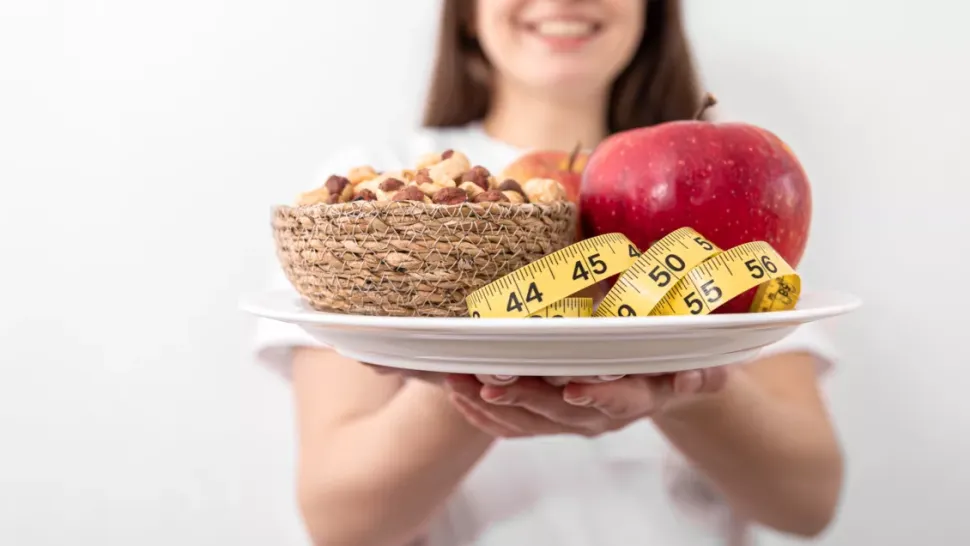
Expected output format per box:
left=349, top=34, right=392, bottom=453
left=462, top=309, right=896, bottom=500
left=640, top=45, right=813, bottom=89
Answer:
left=481, top=378, right=610, bottom=431
left=475, top=374, right=519, bottom=386
left=449, top=393, right=521, bottom=437
left=673, top=370, right=705, bottom=395
left=699, top=366, right=730, bottom=393
left=563, top=375, right=670, bottom=419
left=454, top=389, right=569, bottom=435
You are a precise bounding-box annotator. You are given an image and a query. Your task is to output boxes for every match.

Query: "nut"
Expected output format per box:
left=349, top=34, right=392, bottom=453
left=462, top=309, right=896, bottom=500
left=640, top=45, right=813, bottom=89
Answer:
left=324, top=175, right=354, bottom=202
left=414, top=169, right=434, bottom=185
left=432, top=187, right=469, bottom=204
left=391, top=186, right=427, bottom=202
left=497, top=179, right=525, bottom=195
left=458, top=181, right=485, bottom=199
left=378, top=177, right=406, bottom=192
left=426, top=152, right=469, bottom=185
left=502, top=190, right=526, bottom=204
left=295, top=187, right=329, bottom=206
left=460, top=166, right=491, bottom=190
left=347, top=165, right=378, bottom=185
left=441, top=149, right=454, bottom=159
left=354, top=178, right=383, bottom=195
left=472, top=189, right=510, bottom=203
left=352, top=189, right=378, bottom=201
left=522, top=178, right=568, bottom=204
left=415, top=152, right=441, bottom=170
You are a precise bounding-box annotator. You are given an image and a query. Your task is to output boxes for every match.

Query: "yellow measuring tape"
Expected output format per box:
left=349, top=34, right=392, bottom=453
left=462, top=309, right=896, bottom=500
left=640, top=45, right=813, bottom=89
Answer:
left=465, top=227, right=800, bottom=318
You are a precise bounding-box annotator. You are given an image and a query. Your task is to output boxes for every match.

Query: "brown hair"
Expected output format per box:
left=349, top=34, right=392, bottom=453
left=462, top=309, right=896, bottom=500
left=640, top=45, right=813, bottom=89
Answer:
left=422, top=0, right=704, bottom=134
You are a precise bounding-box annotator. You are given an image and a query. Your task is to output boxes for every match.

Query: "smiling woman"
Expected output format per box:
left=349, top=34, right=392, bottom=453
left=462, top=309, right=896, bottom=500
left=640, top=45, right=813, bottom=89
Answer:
left=252, top=1, right=844, bottom=545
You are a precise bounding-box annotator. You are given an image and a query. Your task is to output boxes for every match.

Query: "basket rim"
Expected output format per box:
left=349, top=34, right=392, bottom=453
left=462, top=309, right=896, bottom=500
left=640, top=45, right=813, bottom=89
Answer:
left=273, top=200, right=576, bottom=216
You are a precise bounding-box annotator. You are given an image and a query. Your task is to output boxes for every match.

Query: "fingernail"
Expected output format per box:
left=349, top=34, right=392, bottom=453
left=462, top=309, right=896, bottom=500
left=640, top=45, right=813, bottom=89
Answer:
left=492, top=375, right=518, bottom=384
left=482, top=388, right=510, bottom=404
left=565, top=396, right=591, bottom=406
left=598, top=374, right=625, bottom=381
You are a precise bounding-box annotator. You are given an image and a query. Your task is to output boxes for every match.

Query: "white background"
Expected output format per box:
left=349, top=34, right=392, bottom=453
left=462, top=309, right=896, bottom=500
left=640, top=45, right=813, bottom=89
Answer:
left=1, top=0, right=968, bottom=544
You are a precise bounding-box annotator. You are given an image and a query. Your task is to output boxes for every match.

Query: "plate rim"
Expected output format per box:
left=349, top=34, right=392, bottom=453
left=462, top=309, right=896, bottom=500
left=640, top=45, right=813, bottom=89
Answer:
left=239, top=289, right=862, bottom=332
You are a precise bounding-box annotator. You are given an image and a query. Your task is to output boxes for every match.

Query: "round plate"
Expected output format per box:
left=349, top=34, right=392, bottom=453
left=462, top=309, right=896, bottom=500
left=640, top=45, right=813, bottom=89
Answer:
left=240, top=290, right=861, bottom=376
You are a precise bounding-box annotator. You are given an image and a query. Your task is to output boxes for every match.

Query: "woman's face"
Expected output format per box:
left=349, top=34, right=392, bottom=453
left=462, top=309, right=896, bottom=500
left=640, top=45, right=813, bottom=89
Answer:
left=474, top=0, right=645, bottom=98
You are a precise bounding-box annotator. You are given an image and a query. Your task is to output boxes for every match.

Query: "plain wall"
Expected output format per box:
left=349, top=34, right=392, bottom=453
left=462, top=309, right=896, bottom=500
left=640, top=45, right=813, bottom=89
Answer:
left=1, top=0, right=967, bottom=544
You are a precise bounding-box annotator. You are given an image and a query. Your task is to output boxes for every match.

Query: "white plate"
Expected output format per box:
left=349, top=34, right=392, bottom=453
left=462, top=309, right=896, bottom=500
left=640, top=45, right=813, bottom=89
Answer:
left=240, top=290, right=861, bottom=376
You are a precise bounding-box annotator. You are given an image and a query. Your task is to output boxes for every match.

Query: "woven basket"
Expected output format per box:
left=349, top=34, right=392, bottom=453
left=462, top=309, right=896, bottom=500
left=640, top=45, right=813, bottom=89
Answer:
left=272, top=200, right=577, bottom=317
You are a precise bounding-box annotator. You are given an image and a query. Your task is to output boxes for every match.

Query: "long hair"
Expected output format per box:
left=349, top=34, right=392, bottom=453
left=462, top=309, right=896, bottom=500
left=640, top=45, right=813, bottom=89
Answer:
left=422, top=0, right=705, bottom=133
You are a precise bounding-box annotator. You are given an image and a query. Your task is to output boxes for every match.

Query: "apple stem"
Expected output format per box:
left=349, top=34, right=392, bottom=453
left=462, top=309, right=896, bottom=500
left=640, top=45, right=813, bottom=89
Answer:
left=693, top=93, right=718, bottom=120
left=567, top=141, right=582, bottom=171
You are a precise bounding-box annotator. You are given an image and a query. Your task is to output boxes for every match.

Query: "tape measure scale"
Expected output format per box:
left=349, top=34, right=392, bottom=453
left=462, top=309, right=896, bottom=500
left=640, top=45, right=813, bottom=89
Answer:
left=465, top=228, right=801, bottom=319
left=528, top=298, right=594, bottom=318
left=464, top=233, right=641, bottom=319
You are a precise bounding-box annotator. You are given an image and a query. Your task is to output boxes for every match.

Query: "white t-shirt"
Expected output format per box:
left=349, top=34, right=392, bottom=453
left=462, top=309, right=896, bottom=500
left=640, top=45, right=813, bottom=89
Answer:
left=252, top=122, right=838, bottom=546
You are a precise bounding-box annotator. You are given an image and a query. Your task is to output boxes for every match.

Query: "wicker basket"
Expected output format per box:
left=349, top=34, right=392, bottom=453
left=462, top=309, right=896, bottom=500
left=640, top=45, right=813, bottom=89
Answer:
left=272, top=200, right=578, bottom=317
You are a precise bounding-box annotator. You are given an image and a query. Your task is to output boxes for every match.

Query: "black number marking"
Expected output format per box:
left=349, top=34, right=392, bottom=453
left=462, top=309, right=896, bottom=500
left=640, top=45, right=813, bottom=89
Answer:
left=700, top=280, right=723, bottom=304
left=587, top=253, right=608, bottom=275
left=525, top=282, right=544, bottom=304
left=628, top=244, right=641, bottom=258
left=471, top=311, right=481, bottom=318
left=572, top=260, right=590, bottom=281
left=617, top=304, right=637, bottom=317
left=761, top=255, right=778, bottom=273
left=693, top=236, right=714, bottom=251
left=507, top=292, right=524, bottom=313
left=683, top=292, right=704, bottom=315
left=649, top=265, right=672, bottom=287
left=665, top=254, right=686, bottom=272
left=744, top=258, right=765, bottom=279
left=552, top=314, right=564, bottom=318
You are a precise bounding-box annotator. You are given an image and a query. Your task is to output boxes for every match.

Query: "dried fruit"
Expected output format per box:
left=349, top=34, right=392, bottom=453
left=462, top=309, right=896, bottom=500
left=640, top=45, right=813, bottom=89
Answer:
left=391, top=186, right=426, bottom=202
left=347, top=165, right=378, bottom=184
left=473, top=190, right=510, bottom=203
left=432, top=187, right=469, bottom=204
left=378, top=177, right=406, bottom=192
left=352, top=189, right=378, bottom=201
left=522, top=178, right=567, bottom=204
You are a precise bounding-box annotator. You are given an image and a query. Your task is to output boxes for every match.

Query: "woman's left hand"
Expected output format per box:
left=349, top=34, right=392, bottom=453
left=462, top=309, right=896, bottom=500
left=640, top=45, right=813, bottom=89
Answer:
left=444, top=369, right=730, bottom=438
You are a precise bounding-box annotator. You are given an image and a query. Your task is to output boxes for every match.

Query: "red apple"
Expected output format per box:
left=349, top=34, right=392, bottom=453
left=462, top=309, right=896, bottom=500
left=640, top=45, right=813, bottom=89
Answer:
left=579, top=95, right=812, bottom=313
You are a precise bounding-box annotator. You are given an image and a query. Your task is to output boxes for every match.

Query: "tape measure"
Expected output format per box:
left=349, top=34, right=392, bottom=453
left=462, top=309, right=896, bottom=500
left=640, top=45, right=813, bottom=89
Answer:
left=465, top=227, right=800, bottom=318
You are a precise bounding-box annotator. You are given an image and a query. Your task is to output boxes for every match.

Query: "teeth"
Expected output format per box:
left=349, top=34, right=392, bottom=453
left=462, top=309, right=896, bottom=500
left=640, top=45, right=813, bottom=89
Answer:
left=534, top=20, right=595, bottom=38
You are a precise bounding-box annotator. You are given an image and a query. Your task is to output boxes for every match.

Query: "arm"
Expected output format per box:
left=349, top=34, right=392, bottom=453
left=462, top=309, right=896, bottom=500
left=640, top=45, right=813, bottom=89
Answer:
left=652, top=352, right=843, bottom=537
left=292, top=348, right=494, bottom=546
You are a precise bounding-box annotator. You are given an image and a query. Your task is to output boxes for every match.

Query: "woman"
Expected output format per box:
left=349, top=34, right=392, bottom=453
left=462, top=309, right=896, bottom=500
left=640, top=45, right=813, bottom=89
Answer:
left=254, top=1, right=843, bottom=545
